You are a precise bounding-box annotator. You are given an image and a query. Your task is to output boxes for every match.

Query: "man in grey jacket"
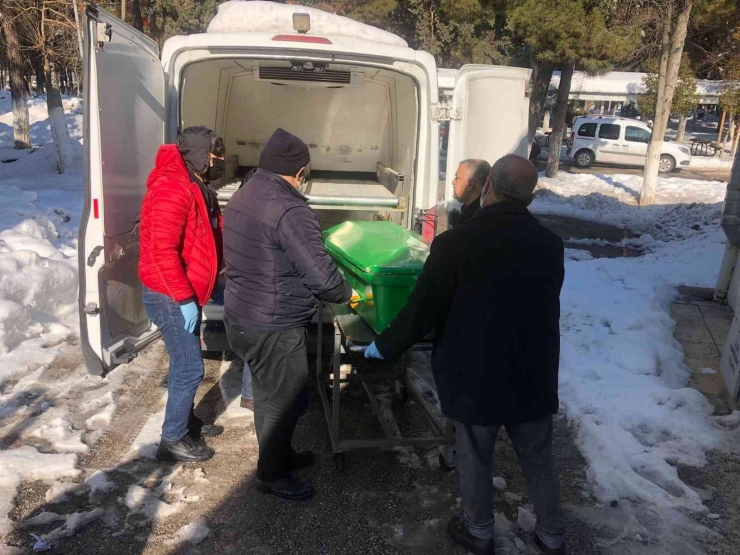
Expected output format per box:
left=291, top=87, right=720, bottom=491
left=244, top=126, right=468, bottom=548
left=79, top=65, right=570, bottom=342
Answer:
left=223, top=128, right=351, bottom=500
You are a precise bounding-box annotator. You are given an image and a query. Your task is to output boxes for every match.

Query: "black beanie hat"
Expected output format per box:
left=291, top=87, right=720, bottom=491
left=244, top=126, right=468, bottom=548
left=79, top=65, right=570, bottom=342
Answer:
left=259, top=128, right=310, bottom=176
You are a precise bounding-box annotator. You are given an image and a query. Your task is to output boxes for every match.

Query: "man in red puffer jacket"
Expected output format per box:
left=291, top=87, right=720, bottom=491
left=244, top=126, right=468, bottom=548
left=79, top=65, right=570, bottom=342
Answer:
left=139, top=126, right=225, bottom=463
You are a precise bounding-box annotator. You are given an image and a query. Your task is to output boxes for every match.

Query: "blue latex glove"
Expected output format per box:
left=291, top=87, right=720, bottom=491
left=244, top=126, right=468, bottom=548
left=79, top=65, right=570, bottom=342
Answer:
left=365, top=341, right=384, bottom=359
left=180, top=301, right=199, bottom=333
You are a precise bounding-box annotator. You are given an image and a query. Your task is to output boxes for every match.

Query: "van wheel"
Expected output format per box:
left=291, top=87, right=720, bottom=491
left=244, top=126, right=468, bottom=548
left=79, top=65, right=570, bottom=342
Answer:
left=659, top=154, right=676, bottom=173
left=574, top=149, right=594, bottom=168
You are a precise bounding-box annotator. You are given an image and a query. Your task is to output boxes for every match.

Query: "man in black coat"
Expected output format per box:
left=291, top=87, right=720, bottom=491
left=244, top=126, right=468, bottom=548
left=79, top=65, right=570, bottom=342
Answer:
left=223, top=129, right=351, bottom=501
left=450, top=158, right=491, bottom=227
left=366, top=155, right=566, bottom=555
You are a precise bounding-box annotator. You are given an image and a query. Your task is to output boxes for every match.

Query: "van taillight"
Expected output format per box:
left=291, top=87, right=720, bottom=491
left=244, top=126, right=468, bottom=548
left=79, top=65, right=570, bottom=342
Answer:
left=271, top=34, right=332, bottom=44
left=93, top=199, right=99, bottom=219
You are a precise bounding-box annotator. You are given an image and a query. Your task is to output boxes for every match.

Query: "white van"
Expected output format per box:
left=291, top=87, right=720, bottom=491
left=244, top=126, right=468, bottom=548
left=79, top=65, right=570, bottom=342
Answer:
left=568, top=116, right=691, bottom=172
left=78, top=3, right=531, bottom=375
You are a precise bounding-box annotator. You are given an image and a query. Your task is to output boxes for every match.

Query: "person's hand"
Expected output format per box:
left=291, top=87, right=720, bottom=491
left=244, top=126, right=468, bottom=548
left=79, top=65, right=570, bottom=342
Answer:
left=180, top=301, right=199, bottom=333
left=365, top=341, right=384, bottom=359
left=349, top=289, right=362, bottom=309
left=210, top=288, right=224, bottom=306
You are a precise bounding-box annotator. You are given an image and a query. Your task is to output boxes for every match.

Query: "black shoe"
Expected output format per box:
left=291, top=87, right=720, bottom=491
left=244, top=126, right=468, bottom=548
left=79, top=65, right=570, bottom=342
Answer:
left=241, top=397, right=255, bottom=410
left=535, top=535, right=567, bottom=555
left=288, top=449, right=315, bottom=471
left=447, top=516, right=495, bottom=555
left=196, top=424, right=224, bottom=438
left=256, top=474, right=314, bottom=501
left=156, top=435, right=214, bottom=463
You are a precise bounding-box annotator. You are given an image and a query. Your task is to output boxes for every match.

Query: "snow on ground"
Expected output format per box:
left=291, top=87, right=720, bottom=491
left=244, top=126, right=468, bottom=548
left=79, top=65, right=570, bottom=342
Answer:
left=531, top=172, right=740, bottom=516
left=0, top=93, right=166, bottom=549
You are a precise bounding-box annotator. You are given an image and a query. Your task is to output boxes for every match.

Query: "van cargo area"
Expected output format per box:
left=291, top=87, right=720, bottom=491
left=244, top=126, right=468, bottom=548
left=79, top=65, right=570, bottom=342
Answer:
left=180, top=58, right=419, bottom=230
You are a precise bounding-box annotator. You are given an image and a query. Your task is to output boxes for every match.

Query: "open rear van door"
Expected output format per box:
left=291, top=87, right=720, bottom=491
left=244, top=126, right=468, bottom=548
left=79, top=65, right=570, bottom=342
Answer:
left=445, top=65, right=531, bottom=210
left=79, top=6, right=164, bottom=375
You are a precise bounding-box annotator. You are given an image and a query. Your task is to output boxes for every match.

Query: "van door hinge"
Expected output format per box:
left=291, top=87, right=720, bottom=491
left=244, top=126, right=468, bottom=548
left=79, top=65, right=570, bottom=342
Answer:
left=83, top=303, right=100, bottom=315
left=433, top=106, right=461, bottom=122
left=97, top=23, right=112, bottom=48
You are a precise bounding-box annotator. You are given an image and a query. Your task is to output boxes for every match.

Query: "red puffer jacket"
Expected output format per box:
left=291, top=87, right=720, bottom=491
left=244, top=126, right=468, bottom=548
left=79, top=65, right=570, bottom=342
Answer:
left=138, top=145, right=223, bottom=306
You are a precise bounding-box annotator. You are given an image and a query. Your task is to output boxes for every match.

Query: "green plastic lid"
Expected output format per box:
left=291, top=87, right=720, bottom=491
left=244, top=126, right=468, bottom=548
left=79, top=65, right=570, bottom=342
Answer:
left=323, top=221, right=429, bottom=276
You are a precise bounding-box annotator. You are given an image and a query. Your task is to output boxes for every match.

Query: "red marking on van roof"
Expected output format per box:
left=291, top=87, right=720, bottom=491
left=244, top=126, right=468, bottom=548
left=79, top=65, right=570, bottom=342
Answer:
left=271, top=34, right=332, bottom=44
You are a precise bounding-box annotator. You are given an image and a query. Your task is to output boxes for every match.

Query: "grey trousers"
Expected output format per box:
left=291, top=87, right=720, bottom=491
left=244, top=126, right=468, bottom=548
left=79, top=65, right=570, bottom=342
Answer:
left=455, top=416, right=565, bottom=548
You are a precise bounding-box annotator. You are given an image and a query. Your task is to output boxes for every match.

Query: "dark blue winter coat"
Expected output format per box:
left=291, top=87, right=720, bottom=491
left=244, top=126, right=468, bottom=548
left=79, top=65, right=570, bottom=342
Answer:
left=223, top=169, right=351, bottom=331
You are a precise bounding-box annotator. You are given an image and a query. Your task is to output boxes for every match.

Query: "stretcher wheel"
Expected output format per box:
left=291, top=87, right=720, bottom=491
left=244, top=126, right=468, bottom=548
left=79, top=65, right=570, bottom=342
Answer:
left=395, top=380, right=408, bottom=404
left=333, top=453, right=346, bottom=472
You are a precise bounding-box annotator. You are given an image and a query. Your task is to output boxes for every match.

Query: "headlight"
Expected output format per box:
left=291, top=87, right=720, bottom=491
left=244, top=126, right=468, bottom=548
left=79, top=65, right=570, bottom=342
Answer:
left=678, top=147, right=690, bottom=155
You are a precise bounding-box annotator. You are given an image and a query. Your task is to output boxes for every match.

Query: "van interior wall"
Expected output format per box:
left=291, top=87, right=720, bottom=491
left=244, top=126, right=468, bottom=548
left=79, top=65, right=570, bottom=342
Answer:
left=181, top=59, right=419, bottom=228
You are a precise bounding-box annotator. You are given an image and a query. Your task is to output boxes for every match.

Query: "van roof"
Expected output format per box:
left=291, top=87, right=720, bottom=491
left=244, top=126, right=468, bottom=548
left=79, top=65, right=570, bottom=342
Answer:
left=574, top=115, right=647, bottom=126
left=161, top=32, right=426, bottom=70
left=207, top=1, right=407, bottom=47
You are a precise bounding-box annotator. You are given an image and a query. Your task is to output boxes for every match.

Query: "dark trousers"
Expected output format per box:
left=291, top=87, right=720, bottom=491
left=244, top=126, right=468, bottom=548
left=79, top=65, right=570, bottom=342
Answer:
left=225, top=315, right=310, bottom=480
left=455, top=416, right=565, bottom=548
left=143, top=287, right=205, bottom=442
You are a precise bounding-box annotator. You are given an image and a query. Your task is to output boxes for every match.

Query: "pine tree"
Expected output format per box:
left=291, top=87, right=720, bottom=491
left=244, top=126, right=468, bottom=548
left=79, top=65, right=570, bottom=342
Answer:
left=509, top=0, right=640, bottom=177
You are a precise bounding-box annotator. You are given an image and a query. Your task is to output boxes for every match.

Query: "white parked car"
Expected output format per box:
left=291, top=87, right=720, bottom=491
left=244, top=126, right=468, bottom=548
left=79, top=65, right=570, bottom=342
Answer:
left=567, top=116, right=691, bottom=172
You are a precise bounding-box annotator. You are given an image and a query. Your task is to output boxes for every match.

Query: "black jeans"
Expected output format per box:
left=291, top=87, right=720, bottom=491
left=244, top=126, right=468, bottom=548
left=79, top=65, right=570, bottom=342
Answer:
left=455, top=416, right=565, bottom=548
left=225, top=315, right=310, bottom=480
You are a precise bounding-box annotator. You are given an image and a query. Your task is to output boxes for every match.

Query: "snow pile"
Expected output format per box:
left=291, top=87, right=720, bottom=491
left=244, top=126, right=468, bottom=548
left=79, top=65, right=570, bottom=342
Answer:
left=528, top=171, right=740, bottom=512
left=165, top=517, right=212, bottom=547
left=690, top=156, right=735, bottom=170
left=85, top=470, right=116, bottom=502
left=207, top=1, right=408, bottom=47
left=0, top=93, right=83, bottom=381
left=0, top=447, right=80, bottom=534
left=532, top=172, right=726, bottom=241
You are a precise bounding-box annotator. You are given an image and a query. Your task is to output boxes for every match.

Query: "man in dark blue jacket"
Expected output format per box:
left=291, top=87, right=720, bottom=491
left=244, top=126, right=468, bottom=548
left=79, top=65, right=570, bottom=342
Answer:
left=223, top=129, right=351, bottom=500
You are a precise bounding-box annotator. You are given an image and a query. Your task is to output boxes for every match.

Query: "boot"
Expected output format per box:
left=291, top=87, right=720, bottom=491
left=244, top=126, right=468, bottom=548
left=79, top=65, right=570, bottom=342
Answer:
left=156, top=435, right=214, bottom=463
left=256, top=474, right=314, bottom=501
left=535, top=535, right=567, bottom=555
left=447, top=516, right=495, bottom=555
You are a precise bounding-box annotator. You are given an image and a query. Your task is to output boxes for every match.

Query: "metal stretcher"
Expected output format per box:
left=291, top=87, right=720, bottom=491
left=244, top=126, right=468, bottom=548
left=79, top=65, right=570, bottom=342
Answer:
left=316, top=302, right=453, bottom=471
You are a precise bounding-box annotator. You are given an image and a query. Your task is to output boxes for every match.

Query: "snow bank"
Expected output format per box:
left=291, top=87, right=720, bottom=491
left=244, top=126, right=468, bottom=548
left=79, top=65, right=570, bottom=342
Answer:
left=0, top=93, right=83, bottom=382
left=530, top=172, right=739, bottom=511
left=207, top=1, right=408, bottom=47
left=689, top=156, right=735, bottom=170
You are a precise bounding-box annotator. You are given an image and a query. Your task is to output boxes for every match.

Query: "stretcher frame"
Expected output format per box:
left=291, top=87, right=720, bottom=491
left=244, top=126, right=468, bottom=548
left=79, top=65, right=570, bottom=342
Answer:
left=316, top=301, right=453, bottom=471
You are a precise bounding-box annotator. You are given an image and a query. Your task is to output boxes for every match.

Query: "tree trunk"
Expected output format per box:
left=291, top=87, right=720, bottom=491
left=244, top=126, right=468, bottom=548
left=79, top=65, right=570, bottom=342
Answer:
left=546, top=61, right=575, bottom=178
left=718, top=110, right=727, bottom=145
left=130, top=0, right=144, bottom=31
left=45, top=56, right=73, bottom=174
left=2, top=10, right=31, bottom=149
left=640, top=0, right=693, bottom=207
left=34, top=54, right=46, bottom=96
left=721, top=111, right=735, bottom=159
left=731, top=120, right=740, bottom=160
left=528, top=60, right=554, bottom=142
left=676, top=113, right=688, bottom=142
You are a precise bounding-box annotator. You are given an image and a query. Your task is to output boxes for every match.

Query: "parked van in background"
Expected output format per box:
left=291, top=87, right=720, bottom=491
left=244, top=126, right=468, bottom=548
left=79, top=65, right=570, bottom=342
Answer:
left=78, top=2, right=532, bottom=375
left=568, top=116, right=691, bottom=172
